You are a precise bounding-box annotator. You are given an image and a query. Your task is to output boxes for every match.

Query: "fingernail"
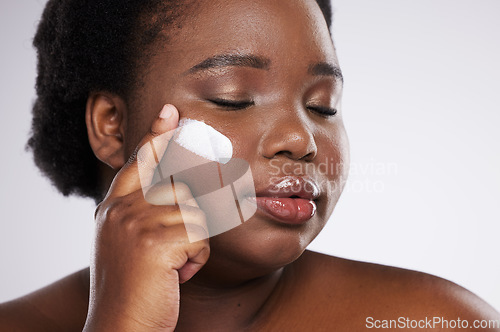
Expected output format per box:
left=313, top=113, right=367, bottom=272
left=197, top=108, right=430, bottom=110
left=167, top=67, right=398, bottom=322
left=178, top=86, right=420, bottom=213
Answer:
left=159, top=104, right=175, bottom=119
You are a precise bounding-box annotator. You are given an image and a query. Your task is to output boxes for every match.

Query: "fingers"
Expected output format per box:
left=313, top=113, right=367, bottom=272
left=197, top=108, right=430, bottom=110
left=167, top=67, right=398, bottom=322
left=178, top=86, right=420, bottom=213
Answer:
left=145, top=180, right=200, bottom=208
left=153, top=203, right=209, bottom=243
left=88, top=191, right=210, bottom=330
left=140, top=204, right=209, bottom=244
left=109, top=104, right=179, bottom=198
left=177, top=245, right=210, bottom=284
left=96, top=194, right=209, bottom=250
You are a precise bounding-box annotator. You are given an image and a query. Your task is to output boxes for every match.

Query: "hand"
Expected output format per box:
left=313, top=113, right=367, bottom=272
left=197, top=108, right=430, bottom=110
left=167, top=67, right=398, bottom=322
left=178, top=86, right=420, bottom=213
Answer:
left=83, top=104, right=210, bottom=332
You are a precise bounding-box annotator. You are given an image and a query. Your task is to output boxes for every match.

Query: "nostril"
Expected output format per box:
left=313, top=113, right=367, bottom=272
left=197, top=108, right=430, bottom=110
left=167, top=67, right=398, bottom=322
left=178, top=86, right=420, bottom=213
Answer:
left=259, top=119, right=318, bottom=161
left=300, top=151, right=316, bottom=162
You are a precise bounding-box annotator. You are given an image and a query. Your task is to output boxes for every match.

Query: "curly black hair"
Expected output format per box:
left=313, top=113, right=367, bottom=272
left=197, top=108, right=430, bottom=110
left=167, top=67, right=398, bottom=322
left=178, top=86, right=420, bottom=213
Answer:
left=27, top=0, right=334, bottom=203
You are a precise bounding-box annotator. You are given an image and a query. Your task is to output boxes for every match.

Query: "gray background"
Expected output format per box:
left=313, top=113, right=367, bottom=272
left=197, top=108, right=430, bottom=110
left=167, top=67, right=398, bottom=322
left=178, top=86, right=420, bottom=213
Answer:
left=1, top=0, right=499, bottom=311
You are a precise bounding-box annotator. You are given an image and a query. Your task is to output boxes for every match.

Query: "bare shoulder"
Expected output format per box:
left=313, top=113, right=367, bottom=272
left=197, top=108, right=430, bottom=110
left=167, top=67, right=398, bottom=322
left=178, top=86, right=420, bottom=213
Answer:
left=286, top=250, right=500, bottom=330
left=0, top=268, right=90, bottom=332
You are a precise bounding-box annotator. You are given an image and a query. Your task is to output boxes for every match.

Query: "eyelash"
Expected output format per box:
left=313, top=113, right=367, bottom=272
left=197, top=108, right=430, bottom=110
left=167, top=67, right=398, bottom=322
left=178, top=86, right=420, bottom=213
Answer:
left=208, top=98, right=254, bottom=110
left=308, top=106, right=338, bottom=117
left=208, top=98, right=337, bottom=117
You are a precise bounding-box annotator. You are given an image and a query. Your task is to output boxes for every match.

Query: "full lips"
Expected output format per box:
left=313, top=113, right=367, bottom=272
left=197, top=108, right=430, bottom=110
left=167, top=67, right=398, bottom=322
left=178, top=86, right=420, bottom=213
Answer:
left=254, top=197, right=317, bottom=225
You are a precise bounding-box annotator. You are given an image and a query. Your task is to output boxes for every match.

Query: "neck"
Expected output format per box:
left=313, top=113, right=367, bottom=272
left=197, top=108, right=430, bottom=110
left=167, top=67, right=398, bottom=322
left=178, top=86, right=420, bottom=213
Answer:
left=175, top=266, right=290, bottom=331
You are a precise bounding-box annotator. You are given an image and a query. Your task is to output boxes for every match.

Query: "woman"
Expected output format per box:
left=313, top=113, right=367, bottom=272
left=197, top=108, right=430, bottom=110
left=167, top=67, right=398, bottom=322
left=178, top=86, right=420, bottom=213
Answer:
left=1, top=0, right=499, bottom=330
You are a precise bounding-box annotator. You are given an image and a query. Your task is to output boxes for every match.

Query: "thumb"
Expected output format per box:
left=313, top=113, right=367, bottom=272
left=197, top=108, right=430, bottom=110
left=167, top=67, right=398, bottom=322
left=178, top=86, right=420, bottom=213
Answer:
left=108, top=104, right=179, bottom=198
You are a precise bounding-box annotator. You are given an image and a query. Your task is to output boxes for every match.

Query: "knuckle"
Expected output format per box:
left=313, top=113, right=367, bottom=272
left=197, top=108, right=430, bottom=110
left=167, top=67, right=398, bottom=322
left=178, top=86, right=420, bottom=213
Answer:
left=194, top=209, right=207, bottom=224
left=96, top=194, right=140, bottom=228
left=142, top=223, right=189, bottom=249
left=172, top=182, right=196, bottom=202
left=180, top=205, right=207, bottom=223
left=177, top=182, right=195, bottom=194
left=122, top=215, right=140, bottom=234
left=172, top=181, right=189, bottom=193
left=149, top=127, right=162, bottom=138
left=197, top=242, right=211, bottom=259
left=94, top=202, right=103, bottom=220
left=136, top=230, right=160, bottom=250
left=184, top=223, right=209, bottom=242
left=145, top=180, right=176, bottom=205
left=96, top=198, right=123, bottom=225
left=152, top=204, right=182, bottom=225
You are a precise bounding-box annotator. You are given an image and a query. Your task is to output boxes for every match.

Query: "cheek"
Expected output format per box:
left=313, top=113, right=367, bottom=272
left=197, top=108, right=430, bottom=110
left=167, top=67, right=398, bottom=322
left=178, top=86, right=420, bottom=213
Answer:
left=317, top=123, right=350, bottom=196
left=226, top=130, right=259, bottom=161
left=123, top=110, right=157, bottom=159
left=186, top=112, right=259, bottom=162
left=161, top=101, right=257, bottom=165
left=335, top=124, right=351, bottom=182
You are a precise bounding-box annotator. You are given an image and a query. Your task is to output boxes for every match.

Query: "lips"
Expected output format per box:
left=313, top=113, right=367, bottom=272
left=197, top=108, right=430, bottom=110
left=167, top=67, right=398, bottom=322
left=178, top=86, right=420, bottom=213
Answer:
left=253, top=177, right=320, bottom=225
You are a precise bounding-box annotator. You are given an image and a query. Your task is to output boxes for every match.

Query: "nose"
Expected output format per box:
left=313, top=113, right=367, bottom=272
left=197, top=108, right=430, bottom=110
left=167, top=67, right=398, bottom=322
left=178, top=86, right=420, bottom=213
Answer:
left=259, top=111, right=317, bottom=162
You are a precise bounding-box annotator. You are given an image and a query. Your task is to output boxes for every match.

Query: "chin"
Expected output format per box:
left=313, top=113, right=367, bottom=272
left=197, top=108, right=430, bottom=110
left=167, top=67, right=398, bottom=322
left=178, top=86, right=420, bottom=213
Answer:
left=203, top=213, right=323, bottom=281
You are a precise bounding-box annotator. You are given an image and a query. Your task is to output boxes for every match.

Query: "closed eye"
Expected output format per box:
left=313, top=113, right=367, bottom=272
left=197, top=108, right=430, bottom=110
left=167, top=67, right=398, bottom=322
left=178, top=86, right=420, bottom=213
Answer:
left=308, top=106, right=337, bottom=117
left=208, top=98, right=254, bottom=110
left=208, top=98, right=336, bottom=116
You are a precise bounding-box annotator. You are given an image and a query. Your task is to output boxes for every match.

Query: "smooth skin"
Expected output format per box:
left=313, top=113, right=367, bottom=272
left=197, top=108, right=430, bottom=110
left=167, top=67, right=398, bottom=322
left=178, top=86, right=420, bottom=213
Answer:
left=1, top=0, right=499, bottom=331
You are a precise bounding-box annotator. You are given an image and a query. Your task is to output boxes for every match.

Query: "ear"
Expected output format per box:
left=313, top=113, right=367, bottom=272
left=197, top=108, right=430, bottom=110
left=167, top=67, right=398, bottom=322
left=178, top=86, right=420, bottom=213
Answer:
left=86, top=92, right=127, bottom=170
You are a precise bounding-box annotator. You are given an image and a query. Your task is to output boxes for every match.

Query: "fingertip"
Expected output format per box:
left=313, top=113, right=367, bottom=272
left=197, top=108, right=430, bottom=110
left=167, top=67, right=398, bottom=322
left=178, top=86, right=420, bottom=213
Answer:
left=152, top=104, right=179, bottom=134
left=159, top=104, right=178, bottom=121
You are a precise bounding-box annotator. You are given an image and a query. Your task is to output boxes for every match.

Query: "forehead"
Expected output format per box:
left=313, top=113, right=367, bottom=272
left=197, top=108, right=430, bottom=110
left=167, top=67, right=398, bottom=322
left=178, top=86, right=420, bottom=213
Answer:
left=154, top=0, right=337, bottom=71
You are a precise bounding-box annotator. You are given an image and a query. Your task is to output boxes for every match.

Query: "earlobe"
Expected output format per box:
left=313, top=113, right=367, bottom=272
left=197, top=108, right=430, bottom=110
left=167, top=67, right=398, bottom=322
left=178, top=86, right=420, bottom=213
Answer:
left=86, top=92, right=127, bottom=170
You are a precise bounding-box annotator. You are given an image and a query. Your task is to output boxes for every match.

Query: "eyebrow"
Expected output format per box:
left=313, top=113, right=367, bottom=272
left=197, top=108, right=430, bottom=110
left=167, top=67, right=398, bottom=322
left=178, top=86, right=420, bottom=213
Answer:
left=185, top=53, right=344, bottom=82
left=309, top=62, right=344, bottom=82
left=186, top=54, right=271, bottom=74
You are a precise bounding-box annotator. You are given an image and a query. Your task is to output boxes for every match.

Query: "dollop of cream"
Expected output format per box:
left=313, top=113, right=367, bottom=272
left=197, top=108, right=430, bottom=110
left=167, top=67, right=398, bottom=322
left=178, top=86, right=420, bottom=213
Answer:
left=174, top=118, right=233, bottom=163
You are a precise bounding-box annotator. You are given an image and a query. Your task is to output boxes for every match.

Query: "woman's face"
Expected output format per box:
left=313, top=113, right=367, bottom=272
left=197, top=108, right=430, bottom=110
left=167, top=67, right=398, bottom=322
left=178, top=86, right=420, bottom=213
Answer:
left=124, top=0, right=349, bottom=278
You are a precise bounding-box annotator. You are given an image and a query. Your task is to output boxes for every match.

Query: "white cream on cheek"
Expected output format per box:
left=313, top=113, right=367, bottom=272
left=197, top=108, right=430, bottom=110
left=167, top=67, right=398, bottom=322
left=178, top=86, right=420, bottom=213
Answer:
left=174, top=118, right=233, bottom=164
